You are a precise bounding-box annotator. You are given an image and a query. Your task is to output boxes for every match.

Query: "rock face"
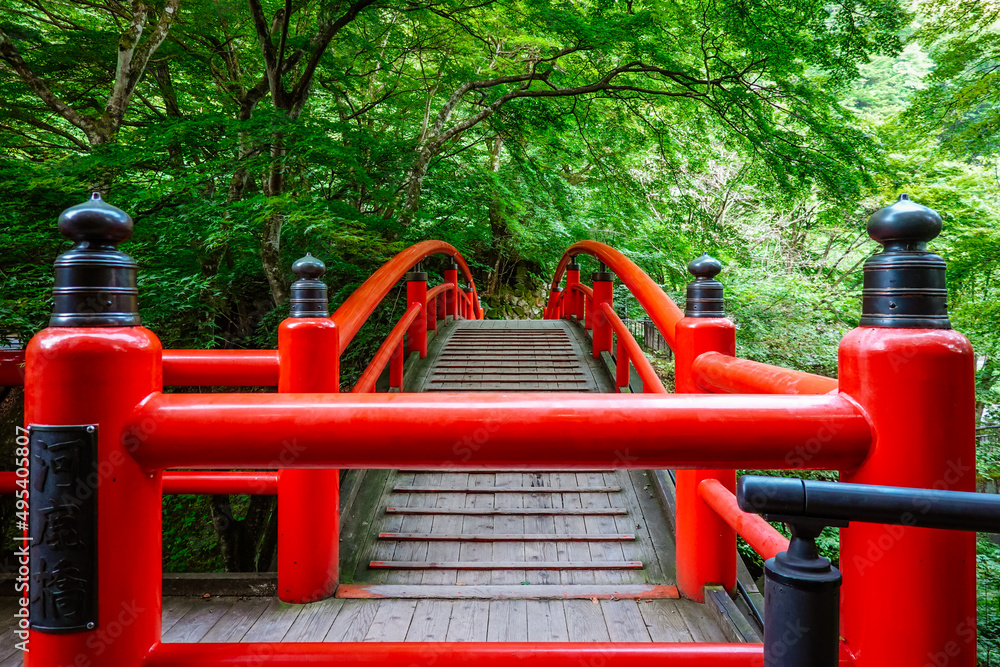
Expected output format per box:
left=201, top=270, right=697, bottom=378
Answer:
left=482, top=285, right=547, bottom=320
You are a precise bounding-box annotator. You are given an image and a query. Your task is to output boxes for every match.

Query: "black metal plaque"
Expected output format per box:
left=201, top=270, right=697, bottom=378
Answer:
left=28, top=424, right=98, bottom=633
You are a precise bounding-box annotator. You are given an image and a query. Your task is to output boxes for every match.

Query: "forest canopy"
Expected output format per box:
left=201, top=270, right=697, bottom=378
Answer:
left=2, top=2, right=1000, bottom=649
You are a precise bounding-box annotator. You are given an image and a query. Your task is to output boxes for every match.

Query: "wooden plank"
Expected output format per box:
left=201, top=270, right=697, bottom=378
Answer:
left=421, top=472, right=466, bottom=585
left=0, top=600, right=24, bottom=662
left=639, top=599, right=695, bottom=642
left=393, top=486, right=620, bottom=493
left=522, top=472, right=558, bottom=585
left=335, top=584, right=679, bottom=599
left=324, top=599, right=380, bottom=642
left=370, top=471, right=406, bottom=584
left=363, top=599, right=418, bottom=642
left=369, top=560, right=642, bottom=569
left=241, top=597, right=302, bottom=642
left=161, top=597, right=197, bottom=635
left=677, top=598, right=730, bottom=642
left=491, top=471, right=525, bottom=585
left=621, top=469, right=675, bottom=582
left=389, top=471, right=438, bottom=584
left=200, top=598, right=269, bottom=641
left=342, top=469, right=394, bottom=584
left=487, top=600, right=528, bottom=641
left=601, top=600, right=653, bottom=642
left=551, top=471, right=590, bottom=585
left=162, top=597, right=234, bottom=643
left=565, top=599, right=611, bottom=642
left=445, top=600, right=490, bottom=641
left=385, top=507, right=626, bottom=515
left=705, top=585, right=762, bottom=643
left=379, top=533, right=635, bottom=541
left=580, top=471, right=629, bottom=586
left=526, top=600, right=569, bottom=641
left=405, top=600, right=453, bottom=641
left=458, top=472, right=495, bottom=586
left=282, top=598, right=345, bottom=642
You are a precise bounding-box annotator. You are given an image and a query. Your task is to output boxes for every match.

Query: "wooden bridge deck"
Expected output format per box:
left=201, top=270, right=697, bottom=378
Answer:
left=1, top=320, right=749, bottom=658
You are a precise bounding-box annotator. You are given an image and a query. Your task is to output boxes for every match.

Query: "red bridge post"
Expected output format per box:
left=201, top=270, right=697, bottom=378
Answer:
left=25, top=195, right=162, bottom=667
left=444, top=259, right=459, bottom=320
left=407, top=266, right=428, bottom=357
left=838, top=196, right=977, bottom=666
left=591, top=268, right=614, bottom=358
left=546, top=286, right=562, bottom=320
left=674, top=254, right=737, bottom=602
left=277, top=254, right=341, bottom=603
left=565, top=262, right=580, bottom=321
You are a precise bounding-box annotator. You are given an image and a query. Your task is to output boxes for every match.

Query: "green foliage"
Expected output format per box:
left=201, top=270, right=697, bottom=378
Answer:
left=978, top=537, right=1000, bottom=663
left=161, top=495, right=226, bottom=572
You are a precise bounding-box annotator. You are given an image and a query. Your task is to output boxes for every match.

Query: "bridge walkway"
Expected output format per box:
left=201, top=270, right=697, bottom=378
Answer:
left=142, top=320, right=736, bottom=645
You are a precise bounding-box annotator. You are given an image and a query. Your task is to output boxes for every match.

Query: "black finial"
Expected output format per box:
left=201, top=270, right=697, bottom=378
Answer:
left=406, top=260, right=428, bottom=282
left=289, top=252, right=329, bottom=317
left=687, top=253, right=722, bottom=280
left=566, top=261, right=581, bottom=272
left=591, top=262, right=613, bottom=282
left=860, top=194, right=950, bottom=329
left=50, top=193, right=140, bottom=327
left=684, top=253, right=724, bottom=317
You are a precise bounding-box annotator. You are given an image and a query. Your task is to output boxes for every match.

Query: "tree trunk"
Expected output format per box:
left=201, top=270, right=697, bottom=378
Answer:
left=400, top=145, right=435, bottom=227
left=208, top=495, right=278, bottom=572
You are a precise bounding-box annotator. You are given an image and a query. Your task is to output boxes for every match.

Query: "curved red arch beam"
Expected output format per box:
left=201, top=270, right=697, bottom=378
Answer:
left=332, top=241, right=480, bottom=350
left=548, top=241, right=684, bottom=349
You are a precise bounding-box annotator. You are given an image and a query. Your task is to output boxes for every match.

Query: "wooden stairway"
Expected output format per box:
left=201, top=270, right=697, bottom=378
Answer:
left=339, top=320, right=677, bottom=599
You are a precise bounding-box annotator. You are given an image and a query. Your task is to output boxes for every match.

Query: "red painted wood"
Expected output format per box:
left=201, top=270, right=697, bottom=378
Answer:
left=334, top=583, right=676, bottom=599
left=698, top=478, right=788, bottom=560
left=145, top=641, right=771, bottom=667
left=391, top=486, right=621, bottom=493
left=369, top=560, right=643, bottom=570
left=129, top=392, right=872, bottom=471
left=385, top=507, right=628, bottom=515
left=378, top=533, right=635, bottom=541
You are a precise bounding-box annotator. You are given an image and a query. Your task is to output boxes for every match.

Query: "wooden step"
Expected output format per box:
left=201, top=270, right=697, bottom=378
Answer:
left=369, top=560, right=643, bottom=570
left=335, top=584, right=679, bottom=600
left=401, top=469, right=614, bottom=473
left=392, top=486, right=621, bottom=493
left=378, top=533, right=635, bottom=541
left=430, top=378, right=589, bottom=384
left=385, top=507, right=627, bottom=515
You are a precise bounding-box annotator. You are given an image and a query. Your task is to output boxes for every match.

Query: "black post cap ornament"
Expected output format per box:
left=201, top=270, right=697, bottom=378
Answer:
left=289, top=253, right=329, bottom=318
left=860, top=194, right=950, bottom=329
left=684, top=253, right=724, bottom=318
left=50, top=193, right=140, bottom=327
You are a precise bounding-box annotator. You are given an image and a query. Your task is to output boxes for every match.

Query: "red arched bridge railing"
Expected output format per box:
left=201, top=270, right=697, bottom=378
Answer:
left=2, top=193, right=980, bottom=667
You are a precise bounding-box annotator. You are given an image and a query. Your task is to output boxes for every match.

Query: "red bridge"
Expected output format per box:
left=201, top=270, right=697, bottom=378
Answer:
left=0, top=193, right=983, bottom=666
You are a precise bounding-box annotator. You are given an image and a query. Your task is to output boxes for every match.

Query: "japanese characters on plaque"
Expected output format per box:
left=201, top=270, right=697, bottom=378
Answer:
left=28, top=425, right=98, bottom=633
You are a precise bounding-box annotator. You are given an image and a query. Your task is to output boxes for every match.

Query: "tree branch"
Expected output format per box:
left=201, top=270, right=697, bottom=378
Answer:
left=0, top=27, right=99, bottom=142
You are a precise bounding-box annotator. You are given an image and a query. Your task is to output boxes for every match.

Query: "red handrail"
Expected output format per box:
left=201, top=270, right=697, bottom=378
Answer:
left=572, top=284, right=594, bottom=300
left=0, top=470, right=279, bottom=495
left=127, top=392, right=873, bottom=471
left=0, top=350, right=24, bottom=386
left=352, top=303, right=423, bottom=393
left=598, top=302, right=666, bottom=393
left=548, top=241, right=685, bottom=349
left=698, top=478, right=789, bottom=560
left=693, top=351, right=837, bottom=395
left=427, top=282, right=456, bottom=302
left=162, top=350, right=280, bottom=387
left=332, top=241, right=480, bottom=349
left=162, top=471, right=279, bottom=495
